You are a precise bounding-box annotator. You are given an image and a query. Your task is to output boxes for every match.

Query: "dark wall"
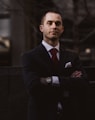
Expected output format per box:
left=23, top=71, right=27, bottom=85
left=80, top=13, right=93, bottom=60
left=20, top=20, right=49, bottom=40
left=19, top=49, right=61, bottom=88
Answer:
left=85, top=67, right=95, bottom=120
left=0, top=67, right=28, bottom=120
left=0, top=66, right=95, bottom=120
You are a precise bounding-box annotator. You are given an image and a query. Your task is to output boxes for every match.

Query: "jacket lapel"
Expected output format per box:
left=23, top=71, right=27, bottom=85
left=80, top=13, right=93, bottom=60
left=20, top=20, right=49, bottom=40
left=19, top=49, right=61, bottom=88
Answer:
left=37, top=44, right=53, bottom=71
left=59, top=48, right=67, bottom=68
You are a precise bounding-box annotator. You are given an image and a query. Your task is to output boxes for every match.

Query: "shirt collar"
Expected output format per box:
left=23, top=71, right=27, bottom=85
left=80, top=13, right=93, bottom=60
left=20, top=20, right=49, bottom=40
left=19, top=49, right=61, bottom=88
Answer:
left=42, top=40, right=60, bottom=52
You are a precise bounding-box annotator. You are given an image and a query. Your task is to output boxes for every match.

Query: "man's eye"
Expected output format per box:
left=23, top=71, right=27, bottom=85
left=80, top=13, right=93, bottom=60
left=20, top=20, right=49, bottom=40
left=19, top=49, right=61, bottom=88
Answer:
left=56, top=22, right=61, bottom=26
left=47, top=21, right=52, bottom=25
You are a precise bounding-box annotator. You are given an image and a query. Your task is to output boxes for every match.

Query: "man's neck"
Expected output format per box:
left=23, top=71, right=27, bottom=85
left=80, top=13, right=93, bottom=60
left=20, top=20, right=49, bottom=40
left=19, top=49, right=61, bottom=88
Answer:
left=44, top=39, right=59, bottom=47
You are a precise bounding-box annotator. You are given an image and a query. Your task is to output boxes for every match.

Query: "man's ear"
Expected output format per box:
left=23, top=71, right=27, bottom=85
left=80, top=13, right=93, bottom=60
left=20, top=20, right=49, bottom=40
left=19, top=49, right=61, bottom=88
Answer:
left=39, top=25, right=43, bottom=32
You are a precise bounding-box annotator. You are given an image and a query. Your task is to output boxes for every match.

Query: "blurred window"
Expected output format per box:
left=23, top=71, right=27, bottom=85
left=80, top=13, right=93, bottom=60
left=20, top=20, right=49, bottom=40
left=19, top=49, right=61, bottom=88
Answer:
left=0, top=0, right=11, bottom=66
left=0, top=19, right=10, bottom=37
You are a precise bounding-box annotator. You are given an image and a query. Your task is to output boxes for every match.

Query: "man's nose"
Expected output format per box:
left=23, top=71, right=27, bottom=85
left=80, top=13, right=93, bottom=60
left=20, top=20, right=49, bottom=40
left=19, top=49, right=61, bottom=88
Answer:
left=52, top=23, right=57, bottom=28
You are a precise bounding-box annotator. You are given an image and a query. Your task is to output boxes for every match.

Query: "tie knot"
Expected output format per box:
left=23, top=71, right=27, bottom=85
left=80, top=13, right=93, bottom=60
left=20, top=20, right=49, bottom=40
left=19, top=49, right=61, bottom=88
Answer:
left=50, top=48, right=58, bottom=56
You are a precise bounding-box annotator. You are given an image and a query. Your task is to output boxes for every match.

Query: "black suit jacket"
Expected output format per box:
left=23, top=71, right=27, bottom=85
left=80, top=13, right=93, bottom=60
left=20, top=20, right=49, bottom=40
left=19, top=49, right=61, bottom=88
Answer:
left=22, top=43, right=88, bottom=120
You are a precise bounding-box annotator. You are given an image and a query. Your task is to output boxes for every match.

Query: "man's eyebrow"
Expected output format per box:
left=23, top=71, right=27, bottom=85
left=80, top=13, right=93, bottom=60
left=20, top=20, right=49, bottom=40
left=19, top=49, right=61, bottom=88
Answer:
left=47, top=20, right=61, bottom=22
left=47, top=20, right=53, bottom=22
left=47, top=21, right=53, bottom=24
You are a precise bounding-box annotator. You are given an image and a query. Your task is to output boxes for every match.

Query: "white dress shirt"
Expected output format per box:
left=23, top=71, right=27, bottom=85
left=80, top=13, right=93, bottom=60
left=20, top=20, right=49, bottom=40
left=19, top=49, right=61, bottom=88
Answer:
left=42, top=40, right=60, bottom=85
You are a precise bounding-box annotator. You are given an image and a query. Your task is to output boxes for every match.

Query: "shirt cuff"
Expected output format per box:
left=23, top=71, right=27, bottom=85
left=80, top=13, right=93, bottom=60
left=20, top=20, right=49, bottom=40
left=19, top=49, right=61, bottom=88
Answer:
left=52, top=76, right=60, bottom=84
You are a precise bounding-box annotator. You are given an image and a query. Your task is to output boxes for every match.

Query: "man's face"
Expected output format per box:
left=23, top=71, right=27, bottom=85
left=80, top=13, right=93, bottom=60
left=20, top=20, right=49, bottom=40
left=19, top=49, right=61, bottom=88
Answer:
left=40, top=12, right=64, bottom=41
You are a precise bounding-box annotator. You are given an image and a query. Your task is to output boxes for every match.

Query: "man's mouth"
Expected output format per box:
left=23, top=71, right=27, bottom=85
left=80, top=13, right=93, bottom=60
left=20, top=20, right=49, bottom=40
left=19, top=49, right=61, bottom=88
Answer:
left=50, top=31, right=58, bottom=34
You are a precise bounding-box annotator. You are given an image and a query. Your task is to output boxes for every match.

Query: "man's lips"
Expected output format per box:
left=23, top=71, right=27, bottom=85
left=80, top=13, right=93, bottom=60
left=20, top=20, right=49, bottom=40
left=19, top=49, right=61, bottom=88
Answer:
left=50, top=31, right=58, bottom=34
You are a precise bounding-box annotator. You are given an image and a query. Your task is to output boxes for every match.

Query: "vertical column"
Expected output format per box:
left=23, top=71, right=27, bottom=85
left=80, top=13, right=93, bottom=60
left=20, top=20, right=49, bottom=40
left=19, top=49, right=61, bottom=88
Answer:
left=10, top=0, right=25, bottom=66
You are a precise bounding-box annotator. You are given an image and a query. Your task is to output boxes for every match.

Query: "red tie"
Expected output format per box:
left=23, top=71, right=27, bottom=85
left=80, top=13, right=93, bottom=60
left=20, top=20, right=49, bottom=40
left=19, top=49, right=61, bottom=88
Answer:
left=50, top=48, right=59, bottom=65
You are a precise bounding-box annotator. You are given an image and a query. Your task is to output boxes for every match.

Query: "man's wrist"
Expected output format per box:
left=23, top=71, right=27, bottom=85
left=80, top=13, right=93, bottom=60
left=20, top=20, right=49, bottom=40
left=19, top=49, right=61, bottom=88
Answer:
left=40, top=76, right=59, bottom=85
left=46, top=77, right=52, bottom=84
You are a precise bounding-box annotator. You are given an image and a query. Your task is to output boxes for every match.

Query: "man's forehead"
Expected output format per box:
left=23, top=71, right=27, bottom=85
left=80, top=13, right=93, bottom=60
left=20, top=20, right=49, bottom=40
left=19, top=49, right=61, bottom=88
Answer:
left=45, top=12, right=62, bottom=21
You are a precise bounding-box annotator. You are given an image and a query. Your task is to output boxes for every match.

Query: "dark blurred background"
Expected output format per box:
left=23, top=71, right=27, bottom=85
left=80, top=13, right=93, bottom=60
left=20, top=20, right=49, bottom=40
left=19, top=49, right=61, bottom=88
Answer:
left=0, top=0, right=95, bottom=66
left=0, top=0, right=95, bottom=120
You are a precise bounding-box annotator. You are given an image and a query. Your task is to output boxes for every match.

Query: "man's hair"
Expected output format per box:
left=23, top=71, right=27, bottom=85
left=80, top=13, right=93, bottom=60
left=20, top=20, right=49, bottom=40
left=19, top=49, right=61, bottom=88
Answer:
left=40, top=7, right=63, bottom=24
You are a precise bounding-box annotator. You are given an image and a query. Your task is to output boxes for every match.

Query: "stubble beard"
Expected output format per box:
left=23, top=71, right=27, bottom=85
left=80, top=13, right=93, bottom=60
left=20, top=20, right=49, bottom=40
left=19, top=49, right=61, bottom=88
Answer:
left=46, top=34, right=59, bottom=41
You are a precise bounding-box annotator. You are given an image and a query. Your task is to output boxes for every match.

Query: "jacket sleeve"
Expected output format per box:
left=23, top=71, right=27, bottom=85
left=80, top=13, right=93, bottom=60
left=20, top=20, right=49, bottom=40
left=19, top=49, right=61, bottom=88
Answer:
left=59, top=54, right=88, bottom=90
left=21, top=53, right=46, bottom=96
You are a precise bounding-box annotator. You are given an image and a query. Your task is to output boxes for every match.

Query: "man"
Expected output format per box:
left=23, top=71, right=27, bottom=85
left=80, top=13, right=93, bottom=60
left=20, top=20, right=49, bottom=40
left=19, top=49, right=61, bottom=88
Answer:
left=22, top=8, right=87, bottom=120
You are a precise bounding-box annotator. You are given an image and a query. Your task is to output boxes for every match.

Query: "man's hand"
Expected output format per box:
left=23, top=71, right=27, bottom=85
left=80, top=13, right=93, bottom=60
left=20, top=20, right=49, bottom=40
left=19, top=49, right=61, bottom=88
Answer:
left=40, top=77, right=52, bottom=85
left=71, top=70, right=82, bottom=78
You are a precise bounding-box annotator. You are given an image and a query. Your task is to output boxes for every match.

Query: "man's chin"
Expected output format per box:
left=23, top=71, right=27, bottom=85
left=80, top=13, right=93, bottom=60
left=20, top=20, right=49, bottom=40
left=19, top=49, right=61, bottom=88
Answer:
left=50, top=37, right=58, bottom=41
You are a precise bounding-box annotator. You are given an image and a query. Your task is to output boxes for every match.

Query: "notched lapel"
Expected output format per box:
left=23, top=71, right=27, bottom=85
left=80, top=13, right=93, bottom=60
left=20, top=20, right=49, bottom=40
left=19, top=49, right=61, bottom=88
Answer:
left=37, top=44, right=54, bottom=71
left=58, top=49, right=74, bottom=76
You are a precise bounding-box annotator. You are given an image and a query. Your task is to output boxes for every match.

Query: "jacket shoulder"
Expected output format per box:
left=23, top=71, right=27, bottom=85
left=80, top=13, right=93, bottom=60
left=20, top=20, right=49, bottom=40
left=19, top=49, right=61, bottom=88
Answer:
left=61, top=48, right=79, bottom=57
left=21, top=44, right=42, bottom=57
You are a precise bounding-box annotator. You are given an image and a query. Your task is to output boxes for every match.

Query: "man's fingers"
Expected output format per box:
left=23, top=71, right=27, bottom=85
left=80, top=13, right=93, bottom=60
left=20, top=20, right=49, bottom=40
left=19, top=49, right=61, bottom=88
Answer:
left=71, top=71, right=82, bottom=78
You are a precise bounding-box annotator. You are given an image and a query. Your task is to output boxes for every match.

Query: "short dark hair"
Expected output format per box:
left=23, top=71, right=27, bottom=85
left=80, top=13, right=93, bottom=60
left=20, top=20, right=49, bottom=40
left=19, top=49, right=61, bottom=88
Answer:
left=40, top=7, right=63, bottom=24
